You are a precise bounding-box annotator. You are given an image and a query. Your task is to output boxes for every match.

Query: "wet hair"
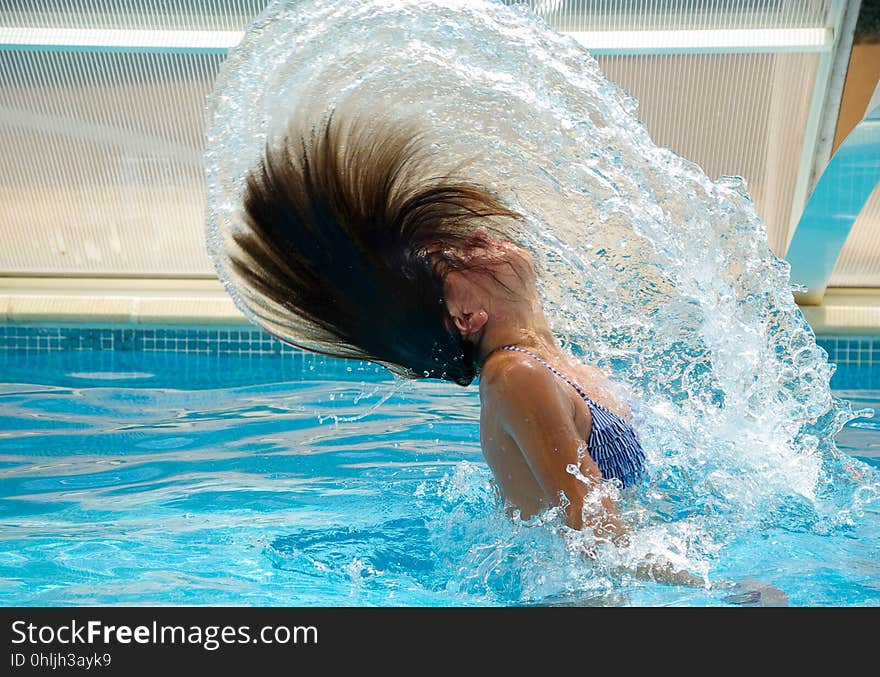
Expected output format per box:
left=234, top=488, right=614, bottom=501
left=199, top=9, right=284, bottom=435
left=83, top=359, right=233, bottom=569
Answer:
left=226, top=105, right=524, bottom=386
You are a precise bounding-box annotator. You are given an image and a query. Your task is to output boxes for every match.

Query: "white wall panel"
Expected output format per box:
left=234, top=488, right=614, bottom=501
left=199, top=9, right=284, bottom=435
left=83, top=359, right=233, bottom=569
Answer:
left=597, top=51, right=819, bottom=255
left=3, top=0, right=864, bottom=283
left=0, top=1, right=270, bottom=30
left=0, top=50, right=220, bottom=275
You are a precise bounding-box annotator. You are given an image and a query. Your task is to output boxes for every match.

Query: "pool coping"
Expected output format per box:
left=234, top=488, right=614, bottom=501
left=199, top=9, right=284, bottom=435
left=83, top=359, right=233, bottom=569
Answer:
left=2, top=276, right=880, bottom=335
left=0, top=276, right=246, bottom=326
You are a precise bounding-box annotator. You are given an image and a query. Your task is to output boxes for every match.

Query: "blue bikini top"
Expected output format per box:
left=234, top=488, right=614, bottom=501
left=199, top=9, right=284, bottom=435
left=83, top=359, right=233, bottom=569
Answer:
left=489, top=345, right=646, bottom=488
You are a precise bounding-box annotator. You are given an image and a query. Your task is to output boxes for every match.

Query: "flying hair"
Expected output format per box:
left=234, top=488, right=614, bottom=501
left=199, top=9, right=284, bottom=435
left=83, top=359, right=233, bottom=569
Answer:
left=225, top=104, right=524, bottom=385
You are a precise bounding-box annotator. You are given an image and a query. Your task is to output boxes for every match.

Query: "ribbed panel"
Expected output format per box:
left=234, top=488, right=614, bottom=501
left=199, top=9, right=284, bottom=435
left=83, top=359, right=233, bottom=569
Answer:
left=0, top=0, right=841, bottom=276
left=598, top=51, right=819, bottom=255
left=0, top=49, right=221, bottom=275
left=829, top=184, right=880, bottom=287
left=505, top=0, right=831, bottom=30
left=0, top=1, right=270, bottom=30
left=1, top=0, right=835, bottom=31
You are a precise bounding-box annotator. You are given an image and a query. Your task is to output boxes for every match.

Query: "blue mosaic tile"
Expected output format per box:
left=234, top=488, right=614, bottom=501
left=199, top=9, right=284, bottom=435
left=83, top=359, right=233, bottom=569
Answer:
left=0, top=324, right=308, bottom=358
left=815, top=335, right=880, bottom=366
left=1, top=325, right=877, bottom=371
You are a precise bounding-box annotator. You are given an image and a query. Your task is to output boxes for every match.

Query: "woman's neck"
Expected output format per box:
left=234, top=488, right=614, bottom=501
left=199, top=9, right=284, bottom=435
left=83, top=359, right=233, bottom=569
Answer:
left=476, top=301, right=561, bottom=366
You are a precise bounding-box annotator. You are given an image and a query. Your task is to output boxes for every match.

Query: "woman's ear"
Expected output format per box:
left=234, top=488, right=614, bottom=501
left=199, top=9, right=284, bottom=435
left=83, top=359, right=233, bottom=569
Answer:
left=443, top=269, right=489, bottom=339
left=451, top=309, right=488, bottom=337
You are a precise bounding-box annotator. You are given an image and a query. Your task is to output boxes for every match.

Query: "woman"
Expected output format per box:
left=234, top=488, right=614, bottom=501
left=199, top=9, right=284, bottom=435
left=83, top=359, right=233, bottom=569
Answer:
left=225, top=105, right=697, bottom=586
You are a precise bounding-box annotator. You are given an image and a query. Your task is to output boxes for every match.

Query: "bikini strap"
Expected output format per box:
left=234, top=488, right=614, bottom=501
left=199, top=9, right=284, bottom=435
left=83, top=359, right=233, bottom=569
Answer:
left=490, top=345, right=605, bottom=410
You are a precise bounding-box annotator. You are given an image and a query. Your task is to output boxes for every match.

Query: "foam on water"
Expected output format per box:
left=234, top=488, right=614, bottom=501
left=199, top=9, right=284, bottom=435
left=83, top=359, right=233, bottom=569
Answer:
left=205, top=0, right=879, bottom=592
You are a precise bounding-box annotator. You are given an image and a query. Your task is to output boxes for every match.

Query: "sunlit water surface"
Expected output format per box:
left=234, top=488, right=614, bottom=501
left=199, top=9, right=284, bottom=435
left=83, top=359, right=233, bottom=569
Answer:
left=4, top=0, right=880, bottom=607
left=1, top=349, right=877, bottom=607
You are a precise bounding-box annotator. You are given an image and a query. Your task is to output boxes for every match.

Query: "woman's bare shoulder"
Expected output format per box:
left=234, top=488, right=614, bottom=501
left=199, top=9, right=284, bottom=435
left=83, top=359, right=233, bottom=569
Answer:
left=479, top=352, right=580, bottom=423
left=479, top=351, right=577, bottom=427
left=479, top=350, right=556, bottom=396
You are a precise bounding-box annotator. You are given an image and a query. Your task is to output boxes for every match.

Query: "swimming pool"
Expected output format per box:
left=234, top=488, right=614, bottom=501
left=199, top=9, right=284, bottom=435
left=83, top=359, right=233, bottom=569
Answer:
left=1, top=325, right=878, bottom=607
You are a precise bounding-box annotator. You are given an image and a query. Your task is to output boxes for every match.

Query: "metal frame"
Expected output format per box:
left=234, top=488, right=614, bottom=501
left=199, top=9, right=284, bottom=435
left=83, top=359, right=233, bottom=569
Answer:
left=1, top=25, right=833, bottom=55
left=784, top=0, right=861, bottom=254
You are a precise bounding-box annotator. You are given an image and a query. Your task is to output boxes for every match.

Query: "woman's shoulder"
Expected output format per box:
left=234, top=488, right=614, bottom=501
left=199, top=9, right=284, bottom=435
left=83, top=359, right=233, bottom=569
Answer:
left=481, top=348, right=596, bottom=390
left=478, top=349, right=564, bottom=403
left=481, top=349, right=634, bottom=421
left=479, top=350, right=576, bottom=423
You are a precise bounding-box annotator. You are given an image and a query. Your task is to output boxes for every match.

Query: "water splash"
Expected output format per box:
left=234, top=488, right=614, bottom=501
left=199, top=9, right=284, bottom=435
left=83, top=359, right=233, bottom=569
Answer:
left=204, top=0, right=879, bottom=591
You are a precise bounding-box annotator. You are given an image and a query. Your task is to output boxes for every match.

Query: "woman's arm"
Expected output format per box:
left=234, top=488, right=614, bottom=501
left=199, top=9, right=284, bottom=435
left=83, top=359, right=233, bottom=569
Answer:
left=490, top=360, right=623, bottom=539
left=490, top=360, right=707, bottom=588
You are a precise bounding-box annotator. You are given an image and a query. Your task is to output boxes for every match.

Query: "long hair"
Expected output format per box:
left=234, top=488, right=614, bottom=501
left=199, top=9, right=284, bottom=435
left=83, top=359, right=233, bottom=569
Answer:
left=226, top=105, right=523, bottom=385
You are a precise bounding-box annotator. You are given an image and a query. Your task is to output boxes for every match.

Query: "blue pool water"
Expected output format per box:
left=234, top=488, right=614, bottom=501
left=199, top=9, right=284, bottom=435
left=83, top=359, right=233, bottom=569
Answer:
left=1, top=339, right=878, bottom=607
